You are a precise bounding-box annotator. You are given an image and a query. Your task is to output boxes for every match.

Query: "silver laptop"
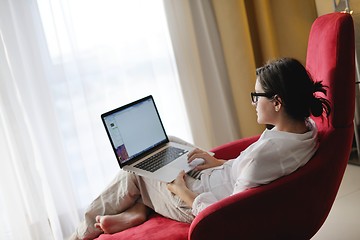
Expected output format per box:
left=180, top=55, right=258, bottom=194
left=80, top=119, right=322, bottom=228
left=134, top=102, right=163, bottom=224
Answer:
left=101, top=95, right=199, bottom=182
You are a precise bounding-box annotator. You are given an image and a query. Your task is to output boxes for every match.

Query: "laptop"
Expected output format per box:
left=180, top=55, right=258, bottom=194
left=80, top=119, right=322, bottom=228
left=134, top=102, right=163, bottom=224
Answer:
left=101, top=95, right=200, bottom=182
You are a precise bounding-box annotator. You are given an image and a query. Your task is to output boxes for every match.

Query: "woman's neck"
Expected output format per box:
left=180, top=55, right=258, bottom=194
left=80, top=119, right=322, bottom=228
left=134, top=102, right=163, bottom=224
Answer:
left=275, top=118, right=309, bottom=134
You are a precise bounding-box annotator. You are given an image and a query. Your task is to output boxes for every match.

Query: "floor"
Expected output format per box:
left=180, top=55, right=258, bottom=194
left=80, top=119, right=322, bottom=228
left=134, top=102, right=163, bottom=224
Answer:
left=311, top=161, right=360, bottom=239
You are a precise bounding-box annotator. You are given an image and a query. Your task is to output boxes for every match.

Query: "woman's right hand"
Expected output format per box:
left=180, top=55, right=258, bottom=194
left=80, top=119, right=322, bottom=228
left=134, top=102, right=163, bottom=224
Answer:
left=187, top=148, right=226, bottom=171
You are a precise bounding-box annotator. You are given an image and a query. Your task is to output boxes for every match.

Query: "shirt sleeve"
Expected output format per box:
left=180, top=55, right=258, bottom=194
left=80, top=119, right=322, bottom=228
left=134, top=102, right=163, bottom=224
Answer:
left=191, top=192, right=218, bottom=216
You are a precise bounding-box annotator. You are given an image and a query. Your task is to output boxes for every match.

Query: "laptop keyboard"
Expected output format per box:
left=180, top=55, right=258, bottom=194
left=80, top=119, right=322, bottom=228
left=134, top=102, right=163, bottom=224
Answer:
left=134, top=146, right=187, bottom=173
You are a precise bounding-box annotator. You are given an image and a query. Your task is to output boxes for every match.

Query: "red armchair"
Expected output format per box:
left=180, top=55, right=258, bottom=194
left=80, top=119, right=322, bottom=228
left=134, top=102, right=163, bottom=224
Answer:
left=96, top=12, right=355, bottom=240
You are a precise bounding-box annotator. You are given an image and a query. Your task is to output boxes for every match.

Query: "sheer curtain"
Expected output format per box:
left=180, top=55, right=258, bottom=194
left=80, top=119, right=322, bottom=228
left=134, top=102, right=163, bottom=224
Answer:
left=0, top=0, right=191, bottom=239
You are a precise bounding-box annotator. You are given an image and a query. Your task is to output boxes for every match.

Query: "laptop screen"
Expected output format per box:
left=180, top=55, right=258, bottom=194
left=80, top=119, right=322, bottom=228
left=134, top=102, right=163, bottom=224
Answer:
left=101, top=96, right=168, bottom=166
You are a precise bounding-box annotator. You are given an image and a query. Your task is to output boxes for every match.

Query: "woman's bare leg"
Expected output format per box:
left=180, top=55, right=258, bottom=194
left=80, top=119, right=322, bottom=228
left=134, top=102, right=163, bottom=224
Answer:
left=94, top=202, right=150, bottom=234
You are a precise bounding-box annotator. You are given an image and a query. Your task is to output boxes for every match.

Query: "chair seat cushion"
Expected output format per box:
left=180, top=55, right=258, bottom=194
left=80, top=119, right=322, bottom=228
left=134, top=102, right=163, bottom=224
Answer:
left=95, top=214, right=190, bottom=240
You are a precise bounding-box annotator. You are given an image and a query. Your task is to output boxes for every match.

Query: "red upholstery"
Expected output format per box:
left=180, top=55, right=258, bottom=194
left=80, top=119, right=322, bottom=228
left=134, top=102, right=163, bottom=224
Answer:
left=95, top=12, right=355, bottom=240
left=96, top=214, right=189, bottom=240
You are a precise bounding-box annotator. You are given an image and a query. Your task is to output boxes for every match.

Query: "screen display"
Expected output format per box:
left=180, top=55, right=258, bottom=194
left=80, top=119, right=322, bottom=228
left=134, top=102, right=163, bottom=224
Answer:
left=102, top=97, right=167, bottom=165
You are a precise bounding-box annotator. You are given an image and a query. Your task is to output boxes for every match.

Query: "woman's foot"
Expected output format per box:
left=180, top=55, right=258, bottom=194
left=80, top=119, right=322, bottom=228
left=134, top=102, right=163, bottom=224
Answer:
left=94, top=203, right=149, bottom=234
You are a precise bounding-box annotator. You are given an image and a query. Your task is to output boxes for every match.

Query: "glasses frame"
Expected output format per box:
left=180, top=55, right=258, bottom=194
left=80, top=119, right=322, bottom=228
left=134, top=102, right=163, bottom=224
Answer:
left=251, top=92, right=274, bottom=103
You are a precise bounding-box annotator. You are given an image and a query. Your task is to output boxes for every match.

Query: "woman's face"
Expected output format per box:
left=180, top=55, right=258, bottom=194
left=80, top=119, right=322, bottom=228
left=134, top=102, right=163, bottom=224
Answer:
left=253, top=78, right=277, bottom=125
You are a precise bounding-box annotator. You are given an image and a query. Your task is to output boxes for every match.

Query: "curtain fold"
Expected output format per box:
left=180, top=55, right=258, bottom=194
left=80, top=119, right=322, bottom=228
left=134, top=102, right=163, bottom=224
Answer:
left=211, top=0, right=263, bottom=138
left=0, top=46, right=53, bottom=239
left=164, top=0, right=243, bottom=149
left=188, top=0, right=242, bottom=146
left=243, top=0, right=317, bottom=66
left=0, top=1, right=66, bottom=239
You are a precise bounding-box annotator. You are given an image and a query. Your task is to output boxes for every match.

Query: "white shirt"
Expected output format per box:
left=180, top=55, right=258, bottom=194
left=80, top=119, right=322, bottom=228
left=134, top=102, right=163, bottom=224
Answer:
left=191, top=118, right=318, bottom=216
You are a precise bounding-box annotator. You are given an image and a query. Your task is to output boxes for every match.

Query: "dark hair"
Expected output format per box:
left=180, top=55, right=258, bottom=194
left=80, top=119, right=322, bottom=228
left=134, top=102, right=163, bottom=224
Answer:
left=256, top=58, right=331, bottom=121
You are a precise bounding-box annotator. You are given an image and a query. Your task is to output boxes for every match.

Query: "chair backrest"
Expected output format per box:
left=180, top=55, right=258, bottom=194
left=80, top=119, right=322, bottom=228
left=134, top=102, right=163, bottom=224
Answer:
left=307, top=12, right=355, bottom=132
left=189, top=13, right=355, bottom=240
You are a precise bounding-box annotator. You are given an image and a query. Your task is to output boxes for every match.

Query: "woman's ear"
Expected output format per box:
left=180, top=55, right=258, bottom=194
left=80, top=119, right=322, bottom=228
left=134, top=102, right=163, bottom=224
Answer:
left=273, top=95, right=282, bottom=112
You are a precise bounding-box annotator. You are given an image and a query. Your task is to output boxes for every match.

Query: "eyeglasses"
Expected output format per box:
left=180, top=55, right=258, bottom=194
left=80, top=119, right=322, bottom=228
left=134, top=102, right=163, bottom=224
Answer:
left=250, top=92, right=274, bottom=103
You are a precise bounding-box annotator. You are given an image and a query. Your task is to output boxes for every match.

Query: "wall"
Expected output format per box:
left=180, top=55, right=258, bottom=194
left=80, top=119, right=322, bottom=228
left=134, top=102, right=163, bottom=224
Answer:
left=315, top=0, right=360, bottom=15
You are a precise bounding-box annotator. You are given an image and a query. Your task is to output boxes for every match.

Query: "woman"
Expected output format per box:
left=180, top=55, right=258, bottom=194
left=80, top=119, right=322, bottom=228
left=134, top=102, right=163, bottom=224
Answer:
left=70, top=58, right=331, bottom=239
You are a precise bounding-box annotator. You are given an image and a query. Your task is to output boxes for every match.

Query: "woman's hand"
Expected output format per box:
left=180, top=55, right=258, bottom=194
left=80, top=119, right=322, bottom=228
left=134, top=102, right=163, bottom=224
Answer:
left=167, top=171, right=197, bottom=207
left=167, top=171, right=187, bottom=196
left=187, top=148, right=226, bottom=171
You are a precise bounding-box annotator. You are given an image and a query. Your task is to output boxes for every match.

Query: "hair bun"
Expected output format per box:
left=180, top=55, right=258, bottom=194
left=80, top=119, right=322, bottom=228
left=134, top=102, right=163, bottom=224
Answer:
left=310, top=98, right=323, bottom=117
left=313, top=81, right=327, bottom=95
left=310, top=97, right=331, bottom=118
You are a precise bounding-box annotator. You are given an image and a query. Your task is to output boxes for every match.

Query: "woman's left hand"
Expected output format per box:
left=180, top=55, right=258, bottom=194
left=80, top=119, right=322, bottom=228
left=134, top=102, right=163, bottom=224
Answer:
left=167, top=171, right=197, bottom=207
left=167, top=170, right=187, bottom=196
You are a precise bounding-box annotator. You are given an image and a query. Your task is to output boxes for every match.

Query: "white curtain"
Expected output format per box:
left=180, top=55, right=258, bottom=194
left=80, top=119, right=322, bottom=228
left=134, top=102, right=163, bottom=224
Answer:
left=0, top=0, right=191, bottom=239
